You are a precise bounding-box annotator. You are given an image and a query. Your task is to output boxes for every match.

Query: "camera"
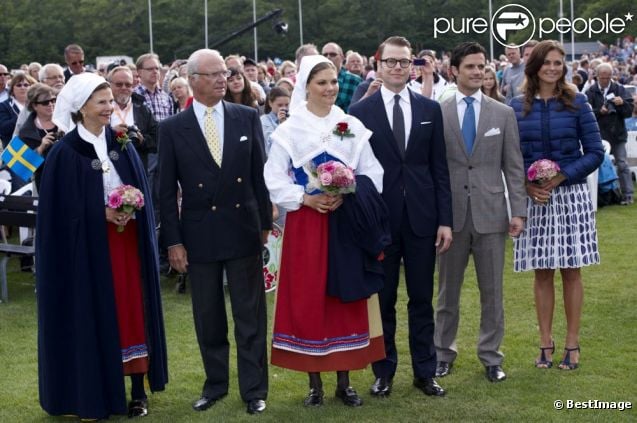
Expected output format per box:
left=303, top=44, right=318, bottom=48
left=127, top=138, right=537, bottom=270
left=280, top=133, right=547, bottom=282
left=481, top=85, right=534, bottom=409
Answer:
left=413, top=58, right=427, bottom=66
left=127, top=125, right=141, bottom=143
left=49, top=131, right=64, bottom=141
left=605, top=94, right=617, bottom=114
left=280, top=108, right=289, bottom=118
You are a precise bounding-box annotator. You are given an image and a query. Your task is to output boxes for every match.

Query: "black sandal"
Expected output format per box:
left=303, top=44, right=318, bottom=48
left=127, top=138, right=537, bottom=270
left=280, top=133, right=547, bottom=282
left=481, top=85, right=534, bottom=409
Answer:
left=535, top=341, right=555, bottom=369
left=558, top=346, right=580, bottom=370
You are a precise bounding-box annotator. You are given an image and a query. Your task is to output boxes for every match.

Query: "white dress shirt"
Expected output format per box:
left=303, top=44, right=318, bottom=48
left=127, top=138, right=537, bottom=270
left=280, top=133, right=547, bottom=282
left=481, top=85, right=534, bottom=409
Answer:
left=380, top=85, right=412, bottom=147
left=455, top=89, right=482, bottom=131
left=192, top=99, right=225, bottom=153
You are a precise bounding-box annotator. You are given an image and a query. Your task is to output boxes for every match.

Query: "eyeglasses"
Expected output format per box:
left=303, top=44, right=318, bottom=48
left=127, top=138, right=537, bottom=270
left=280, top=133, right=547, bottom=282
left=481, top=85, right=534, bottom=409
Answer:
left=44, top=75, right=64, bottom=81
left=113, top=82, right=134, bottom=88
left=141, top=66, right=160, bottom=72
left=14, top=83, right=31, bottom=88
left=193, top=70, right=232, bottom=79
left=0, top=73, right=10, bottom=77
left=70, top=60, right=84, bottom=66
left=35, top=98, right=56, bottom=106
left=381, top=58, right=412, bottom=69
left=323, top=52, right=339, bottom=58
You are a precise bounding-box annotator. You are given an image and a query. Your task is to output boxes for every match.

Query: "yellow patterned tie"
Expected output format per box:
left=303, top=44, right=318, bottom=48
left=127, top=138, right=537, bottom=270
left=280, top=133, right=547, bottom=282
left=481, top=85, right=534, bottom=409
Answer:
left=204, top=107, right=222, bottom=165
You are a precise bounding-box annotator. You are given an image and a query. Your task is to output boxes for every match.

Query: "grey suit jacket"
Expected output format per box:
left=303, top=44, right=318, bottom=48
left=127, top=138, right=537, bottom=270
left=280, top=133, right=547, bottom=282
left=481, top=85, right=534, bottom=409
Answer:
left=440, top=94, right=526, bottom=234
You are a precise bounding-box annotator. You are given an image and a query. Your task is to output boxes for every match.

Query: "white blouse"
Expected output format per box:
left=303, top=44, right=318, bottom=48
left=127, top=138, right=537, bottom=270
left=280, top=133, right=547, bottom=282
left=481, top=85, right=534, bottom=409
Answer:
left=78, top=124, right=124, bottom=204
left=264, top=105, right=383, bottom=211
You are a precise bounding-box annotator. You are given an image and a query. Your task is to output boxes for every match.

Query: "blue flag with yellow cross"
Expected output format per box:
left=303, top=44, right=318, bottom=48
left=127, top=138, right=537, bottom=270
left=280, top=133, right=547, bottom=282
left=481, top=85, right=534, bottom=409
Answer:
left=1, top=136, right=44, bottom=182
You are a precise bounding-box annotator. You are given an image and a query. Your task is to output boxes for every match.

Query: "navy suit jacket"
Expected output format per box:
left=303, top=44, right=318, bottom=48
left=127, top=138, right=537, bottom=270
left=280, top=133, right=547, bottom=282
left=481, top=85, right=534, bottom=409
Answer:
left=349, top=90, right=452, bottom=239
left=159, top=101, right=272, bottom=263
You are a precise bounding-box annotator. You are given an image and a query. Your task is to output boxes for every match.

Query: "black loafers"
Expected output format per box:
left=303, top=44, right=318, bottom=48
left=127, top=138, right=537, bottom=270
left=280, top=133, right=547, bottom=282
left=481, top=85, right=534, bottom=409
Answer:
left=370, top=377, right=392, bottom=397
left=128, top=398, right=148, bottom=418
left=335, top=386, right=363, bottom=407
left=435, top=361, right=453, bottom=378
left=303, top=388, right=324, bottom=407
left=246, top=399, right=266, bottom=414
left=192, top=395, right=223, bottom=411
left=413, top=377, right=446, bottom=396
left=485, top=365, right=507, bottom=382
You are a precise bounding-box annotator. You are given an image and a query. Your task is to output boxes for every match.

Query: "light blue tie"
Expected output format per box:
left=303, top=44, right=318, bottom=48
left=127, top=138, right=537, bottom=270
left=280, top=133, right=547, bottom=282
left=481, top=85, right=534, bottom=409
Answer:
left=462, top=97, right=476, bottom=154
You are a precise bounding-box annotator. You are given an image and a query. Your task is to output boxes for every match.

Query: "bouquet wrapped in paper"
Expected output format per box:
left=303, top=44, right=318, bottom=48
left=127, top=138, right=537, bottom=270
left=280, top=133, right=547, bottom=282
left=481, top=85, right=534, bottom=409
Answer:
left=107, top=184, right=145, bottom=232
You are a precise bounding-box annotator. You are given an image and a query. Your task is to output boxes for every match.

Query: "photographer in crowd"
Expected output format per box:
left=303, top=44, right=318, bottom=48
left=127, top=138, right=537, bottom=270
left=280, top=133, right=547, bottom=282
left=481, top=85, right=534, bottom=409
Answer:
left=18, top=83, right=60, bottom=191
left=586, top=63, right=634, bottom=204
left=108, top=66, right=158, bottom=170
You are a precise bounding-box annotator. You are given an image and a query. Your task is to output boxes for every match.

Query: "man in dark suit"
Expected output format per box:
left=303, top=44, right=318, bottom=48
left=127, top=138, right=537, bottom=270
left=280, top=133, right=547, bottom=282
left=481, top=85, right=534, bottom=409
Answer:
left=349, top=36, right=453, bottom=398
left=63, top=44, right=85, bottom=82
left=159, top=49, right=272, bottom=415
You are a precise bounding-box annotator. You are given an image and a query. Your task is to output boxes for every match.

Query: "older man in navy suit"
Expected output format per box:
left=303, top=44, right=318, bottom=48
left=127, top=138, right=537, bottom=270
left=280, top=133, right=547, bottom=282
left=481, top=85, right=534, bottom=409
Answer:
left=349, top=36, right=452, bottom=398
left=159, top=49, right=271, bottom=415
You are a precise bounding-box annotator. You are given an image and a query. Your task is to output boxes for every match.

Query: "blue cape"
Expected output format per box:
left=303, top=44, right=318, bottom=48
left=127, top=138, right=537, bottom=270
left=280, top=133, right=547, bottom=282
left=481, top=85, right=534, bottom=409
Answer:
left=36, top=127, right=168, bottom=419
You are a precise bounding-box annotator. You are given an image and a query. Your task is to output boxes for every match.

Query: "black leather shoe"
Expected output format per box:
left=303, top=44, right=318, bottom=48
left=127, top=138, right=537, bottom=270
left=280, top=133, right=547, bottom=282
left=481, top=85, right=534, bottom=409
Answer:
left=370, top=377, right=392, bottom=397
left=192, top=395, right=222, bottom=411
left=335, top=386, right=363, bottom=407
left=303, top=388, right=324, bottom=407
left=486, top=365, right=507, bottom=382
left=128, top=399, right=148, bottom=418
left=435, top=361, right=453, bottom=378
left=246, top=399, right=266, bottom=414
left=413, top=378, right=446, bottom=396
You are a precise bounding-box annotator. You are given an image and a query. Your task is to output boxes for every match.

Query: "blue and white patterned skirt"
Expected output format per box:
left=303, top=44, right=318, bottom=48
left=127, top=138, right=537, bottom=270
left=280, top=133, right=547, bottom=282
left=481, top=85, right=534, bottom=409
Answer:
left=514, top=183, right=600, bottom=271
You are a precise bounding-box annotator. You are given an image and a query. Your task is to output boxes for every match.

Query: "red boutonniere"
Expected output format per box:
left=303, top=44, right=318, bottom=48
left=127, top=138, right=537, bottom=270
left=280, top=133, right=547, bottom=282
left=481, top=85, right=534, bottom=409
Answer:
left=332, top=122, right=355, bottom=140
left=115, top=130, right=131, bottom=151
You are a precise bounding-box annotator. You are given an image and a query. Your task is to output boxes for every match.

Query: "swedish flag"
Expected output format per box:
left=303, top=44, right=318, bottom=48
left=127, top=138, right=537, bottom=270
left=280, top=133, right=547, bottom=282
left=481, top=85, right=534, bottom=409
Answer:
left=1, top=136, right=44, bottom=182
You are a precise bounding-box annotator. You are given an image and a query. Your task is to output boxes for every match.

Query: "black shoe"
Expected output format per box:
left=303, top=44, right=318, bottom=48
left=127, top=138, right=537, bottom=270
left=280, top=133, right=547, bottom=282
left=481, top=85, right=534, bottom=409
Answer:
left=435, top=361, right=453, bottom=378
left=413, top=377, right=446, bottom=396
left=128, top=399, right=148, bottom=418
left=335, top=386, right=363, bottom=407
left=246, top=399, right=266, bottom=414
left=192, top=395, right=223, bottom=411
left=370, top=377, right=392, bottom=397
left=303, top=388, right=324, bottom=407
left=485, top=365, right=507, bottom=382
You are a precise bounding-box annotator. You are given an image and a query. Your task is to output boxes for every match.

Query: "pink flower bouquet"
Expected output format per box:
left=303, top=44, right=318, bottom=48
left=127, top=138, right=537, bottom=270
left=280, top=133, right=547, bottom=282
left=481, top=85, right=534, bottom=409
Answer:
left=315, top=160, right=356, bottom=195
left=107, top=184, right=145, bottom=232
left=527, top=159, right=561, bottom=184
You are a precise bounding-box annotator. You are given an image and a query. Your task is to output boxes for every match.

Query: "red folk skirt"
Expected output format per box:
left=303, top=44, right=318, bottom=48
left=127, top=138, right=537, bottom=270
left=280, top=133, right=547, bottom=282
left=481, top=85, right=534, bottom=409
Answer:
left=271, top=206, right=384, bottom=372
left=107, top=220, right=149, bottom=375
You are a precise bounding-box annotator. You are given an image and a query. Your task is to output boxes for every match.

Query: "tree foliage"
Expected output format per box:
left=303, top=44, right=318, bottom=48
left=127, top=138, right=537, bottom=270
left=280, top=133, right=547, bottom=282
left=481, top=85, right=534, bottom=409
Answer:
left=0, top=0, right=634, bottom=69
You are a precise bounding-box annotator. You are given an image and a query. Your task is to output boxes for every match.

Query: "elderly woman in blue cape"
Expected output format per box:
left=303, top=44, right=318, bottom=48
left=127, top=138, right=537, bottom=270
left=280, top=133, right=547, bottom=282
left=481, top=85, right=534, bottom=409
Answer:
left=36, top=72, right=167, bottom=420
left=264, top=55, right=390, bottom=408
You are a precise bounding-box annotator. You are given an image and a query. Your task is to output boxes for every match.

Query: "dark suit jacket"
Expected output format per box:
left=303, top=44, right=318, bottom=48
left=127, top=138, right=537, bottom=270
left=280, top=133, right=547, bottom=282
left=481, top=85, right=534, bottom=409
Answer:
left=130, top=92, right=158, bottom=168
left=158, top=100, right=272, bottom=263
left=0, top=98, right=19, bottom=147
left=349, top=90, right=452, bottom=238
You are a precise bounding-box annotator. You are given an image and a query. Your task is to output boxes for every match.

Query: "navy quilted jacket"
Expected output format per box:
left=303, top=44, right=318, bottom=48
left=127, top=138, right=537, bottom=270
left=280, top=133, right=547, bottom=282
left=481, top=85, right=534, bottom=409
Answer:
left=510, top=93, right=604, bottom=186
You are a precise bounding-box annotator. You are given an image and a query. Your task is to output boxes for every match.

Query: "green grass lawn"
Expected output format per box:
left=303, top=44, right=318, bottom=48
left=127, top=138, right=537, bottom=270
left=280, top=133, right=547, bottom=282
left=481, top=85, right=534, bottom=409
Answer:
left=1, top=204, right=636, bottom=422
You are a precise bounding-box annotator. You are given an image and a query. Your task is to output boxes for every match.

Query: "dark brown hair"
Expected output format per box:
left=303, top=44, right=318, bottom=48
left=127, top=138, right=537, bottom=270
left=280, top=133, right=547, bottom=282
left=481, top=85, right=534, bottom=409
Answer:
left=520, top=40, right=577, bottom=116
left=306, top=61, right=336, bottom=85
left=224, top=67, right=257, bottom=108
left=378, top=36, right=412, bottom=58
left=264, top=86, right=290, bottom=114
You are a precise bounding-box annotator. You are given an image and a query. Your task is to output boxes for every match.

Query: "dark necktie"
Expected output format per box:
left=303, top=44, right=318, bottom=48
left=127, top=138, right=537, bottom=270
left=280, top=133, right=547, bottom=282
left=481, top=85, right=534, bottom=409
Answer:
left=393, top=94, right=405, bottom=155
left=462, top=96, right=476, bottom=154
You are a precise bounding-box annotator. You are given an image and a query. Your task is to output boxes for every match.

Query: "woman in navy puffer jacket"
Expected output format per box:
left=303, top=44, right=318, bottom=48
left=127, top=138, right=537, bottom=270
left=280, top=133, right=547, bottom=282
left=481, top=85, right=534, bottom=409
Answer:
left=510, top=40, right=603, bottom=372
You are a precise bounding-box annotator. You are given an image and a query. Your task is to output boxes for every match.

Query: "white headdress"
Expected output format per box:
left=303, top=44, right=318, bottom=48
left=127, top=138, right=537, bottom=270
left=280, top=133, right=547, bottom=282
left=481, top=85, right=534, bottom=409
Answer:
left=288, top=55, right=332, bottom=112
left=52, top=72, right=108, bottom=132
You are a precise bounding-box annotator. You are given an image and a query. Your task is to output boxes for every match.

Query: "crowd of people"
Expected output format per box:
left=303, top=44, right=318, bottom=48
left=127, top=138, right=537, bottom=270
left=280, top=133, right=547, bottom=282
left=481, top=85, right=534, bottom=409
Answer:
left=0, top=34, right=634, bottom=420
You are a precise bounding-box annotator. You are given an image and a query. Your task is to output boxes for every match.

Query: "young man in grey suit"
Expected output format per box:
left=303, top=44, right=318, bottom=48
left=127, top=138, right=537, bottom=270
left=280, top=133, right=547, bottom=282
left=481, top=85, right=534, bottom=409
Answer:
left=434, top=42, right=527, bottom=382
left=159, top=49, right=272, bottom=414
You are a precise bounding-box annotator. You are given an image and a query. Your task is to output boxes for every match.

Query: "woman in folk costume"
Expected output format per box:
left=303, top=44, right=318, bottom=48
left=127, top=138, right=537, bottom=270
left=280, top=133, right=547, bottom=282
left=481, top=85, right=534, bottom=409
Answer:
left=37, top=72, right=168, bottom=420
left=264, top=55, right=389, bottom=408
